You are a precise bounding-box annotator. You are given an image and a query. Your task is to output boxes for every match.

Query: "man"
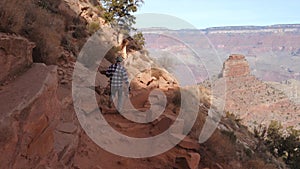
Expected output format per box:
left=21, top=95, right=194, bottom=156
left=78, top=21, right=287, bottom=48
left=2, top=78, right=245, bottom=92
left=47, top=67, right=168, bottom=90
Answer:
left=106, top=56, right=129, bottom=111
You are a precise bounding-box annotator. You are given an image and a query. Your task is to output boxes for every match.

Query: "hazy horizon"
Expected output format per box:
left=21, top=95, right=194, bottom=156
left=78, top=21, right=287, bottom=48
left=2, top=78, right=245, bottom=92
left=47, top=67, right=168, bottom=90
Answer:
left=136, top=23, right=300, bottom=31
left=136, top=0, right=300, bottom=29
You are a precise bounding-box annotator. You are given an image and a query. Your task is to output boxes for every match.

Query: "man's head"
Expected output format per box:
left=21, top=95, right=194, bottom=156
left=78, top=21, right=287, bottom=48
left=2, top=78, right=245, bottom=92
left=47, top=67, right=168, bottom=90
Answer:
left=116, top=56, right=123, bottom=63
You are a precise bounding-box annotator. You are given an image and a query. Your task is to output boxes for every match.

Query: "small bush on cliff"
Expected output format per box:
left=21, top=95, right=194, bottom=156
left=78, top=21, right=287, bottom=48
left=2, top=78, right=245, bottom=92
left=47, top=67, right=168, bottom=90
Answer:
left=35, top=0, right=60, bottom=13
left=99, top=0, right=144, bottom=31
left=256, top=121, right=300, bottom=169
left=99, top=0, right=145, bottom=46
left=88, top=21, right=101, bottom=34
left=132, top=32, right=145, bottom=49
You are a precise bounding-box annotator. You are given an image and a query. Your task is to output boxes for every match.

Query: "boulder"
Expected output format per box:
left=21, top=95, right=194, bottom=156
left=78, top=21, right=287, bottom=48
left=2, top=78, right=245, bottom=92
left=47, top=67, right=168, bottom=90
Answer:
left=0, top=33, right=35, bottom=82
left=0, top=63, right=61, bottom=168
left=175, top=152, right=201, bottom=169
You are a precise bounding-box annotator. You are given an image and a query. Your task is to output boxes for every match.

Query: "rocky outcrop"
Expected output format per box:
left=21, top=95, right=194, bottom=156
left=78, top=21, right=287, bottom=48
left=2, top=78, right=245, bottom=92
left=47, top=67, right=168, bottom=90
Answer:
left=0, top=0, right=88, bottom=64
left=176, top=152, right=201, bottom=169
left=125, top=51, right=178, bottom=91
left=0, top=33, right=35, bottom=82
left=0, top=63, right=62, bottom=168
left=0, top=32, right=82, bottom=168
left=222, top=54, right=250, bottom=78
left=211, top=54, right=300, bottom=130
left=64, top=0, right=105, bottom=25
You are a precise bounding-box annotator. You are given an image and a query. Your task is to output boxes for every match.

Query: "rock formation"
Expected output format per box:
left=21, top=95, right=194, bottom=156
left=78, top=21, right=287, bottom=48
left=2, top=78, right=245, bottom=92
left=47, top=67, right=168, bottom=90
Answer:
left=211, top=54, right=300, bottom=130
left=0, top=33, right=81, bottom=169
left=0, top=34, right=62, bottom=168
left=0, top=33, right=35, bottom=83
left=143, top=26, right=300, bottom=82
left=222, top=54, right=251, bottom=78
left=0, top=1, right=289, bottom=168
left=0, top=32, right=284, bottom=169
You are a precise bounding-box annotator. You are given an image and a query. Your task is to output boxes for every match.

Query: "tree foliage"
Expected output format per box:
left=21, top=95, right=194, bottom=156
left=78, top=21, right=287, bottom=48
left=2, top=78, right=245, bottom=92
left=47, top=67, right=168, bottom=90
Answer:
left=99, top=0, right=145, bottom=49
left=132, top=32, right=145, bottom=48
left=100, top=0, right=144, bottom=32
left=263, top=121, right=300, bottom=169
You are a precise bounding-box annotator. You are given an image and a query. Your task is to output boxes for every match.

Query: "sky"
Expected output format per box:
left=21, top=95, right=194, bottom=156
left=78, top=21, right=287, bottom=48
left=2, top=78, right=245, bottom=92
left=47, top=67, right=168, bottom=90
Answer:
left=135, top=0, right=300, bottom=29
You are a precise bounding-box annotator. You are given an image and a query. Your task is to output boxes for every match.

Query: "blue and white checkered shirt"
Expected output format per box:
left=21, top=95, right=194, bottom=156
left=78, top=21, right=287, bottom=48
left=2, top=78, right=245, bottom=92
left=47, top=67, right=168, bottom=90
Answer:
left=106, top=63, right=129, bottom=87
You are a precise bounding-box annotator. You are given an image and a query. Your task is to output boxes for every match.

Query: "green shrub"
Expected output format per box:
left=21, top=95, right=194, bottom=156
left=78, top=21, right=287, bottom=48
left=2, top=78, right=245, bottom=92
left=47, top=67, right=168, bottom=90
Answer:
left=35, top=0, right=59, bottom=13
left=132, top=32, right=145, bottom=50
left=262, top=121, right=300, bottom=169
left=88, top=22, right=100, bottom=34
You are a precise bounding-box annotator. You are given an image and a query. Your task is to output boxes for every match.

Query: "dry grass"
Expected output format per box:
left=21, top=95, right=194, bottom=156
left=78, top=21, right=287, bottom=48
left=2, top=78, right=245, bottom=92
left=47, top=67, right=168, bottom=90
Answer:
left=0, top=0, right=88, bottom=64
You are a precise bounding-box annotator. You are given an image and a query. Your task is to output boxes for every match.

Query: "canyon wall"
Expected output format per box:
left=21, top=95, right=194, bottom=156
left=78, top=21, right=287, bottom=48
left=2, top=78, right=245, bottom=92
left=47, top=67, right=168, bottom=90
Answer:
left=0, top=34, right=64, bottom=168
left=213, top=54, right=300, bottom=130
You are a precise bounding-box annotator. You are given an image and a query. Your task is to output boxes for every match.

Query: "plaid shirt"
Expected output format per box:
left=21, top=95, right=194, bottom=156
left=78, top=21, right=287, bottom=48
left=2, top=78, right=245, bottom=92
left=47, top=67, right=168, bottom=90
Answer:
left=106, top=63, right=129, bottom=87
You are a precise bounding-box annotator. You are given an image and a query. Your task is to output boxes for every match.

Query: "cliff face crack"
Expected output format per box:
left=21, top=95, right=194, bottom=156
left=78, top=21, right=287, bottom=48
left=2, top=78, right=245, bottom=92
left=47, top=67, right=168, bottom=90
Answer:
left=57, top=144, right=69, bottom=161
left=10, top=108, right=28, bottom=169
left=27, top=115, right=50, bottom=150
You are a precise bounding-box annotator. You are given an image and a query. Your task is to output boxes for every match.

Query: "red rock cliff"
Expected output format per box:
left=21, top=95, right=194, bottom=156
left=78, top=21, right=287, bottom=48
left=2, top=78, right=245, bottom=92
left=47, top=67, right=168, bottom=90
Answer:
left=0, top=33, right=35, bottom=82
left=215, top=54, right=300, bottom=130
left=0, top=34, right=64, bottom=168
left=222, top=54, right=250, bottom=78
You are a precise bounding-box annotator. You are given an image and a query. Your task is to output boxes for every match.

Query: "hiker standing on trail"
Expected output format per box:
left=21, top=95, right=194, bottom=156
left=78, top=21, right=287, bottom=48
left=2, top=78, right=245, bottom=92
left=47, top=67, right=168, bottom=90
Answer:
left=106, top=56, right=129, bottom=111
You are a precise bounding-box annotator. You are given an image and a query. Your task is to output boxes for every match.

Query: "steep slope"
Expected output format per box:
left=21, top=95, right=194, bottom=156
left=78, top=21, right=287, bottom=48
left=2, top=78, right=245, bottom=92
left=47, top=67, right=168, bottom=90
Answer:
left=0, top=33, right=65, bottom=168
left=71, top=50, right=285, bottom=169
left=0, top=1, right=290, bottom=169
left=267, top=79, right=300, bottom=105
left=0, top=0, right=110, bottom=86
left=208, top=54, right=300, bottom=130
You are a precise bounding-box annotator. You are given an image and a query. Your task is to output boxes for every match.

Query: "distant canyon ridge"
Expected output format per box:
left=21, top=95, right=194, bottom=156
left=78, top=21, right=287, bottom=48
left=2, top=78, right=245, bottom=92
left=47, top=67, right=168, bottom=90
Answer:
left=141, top=24, right=300, bottom=83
